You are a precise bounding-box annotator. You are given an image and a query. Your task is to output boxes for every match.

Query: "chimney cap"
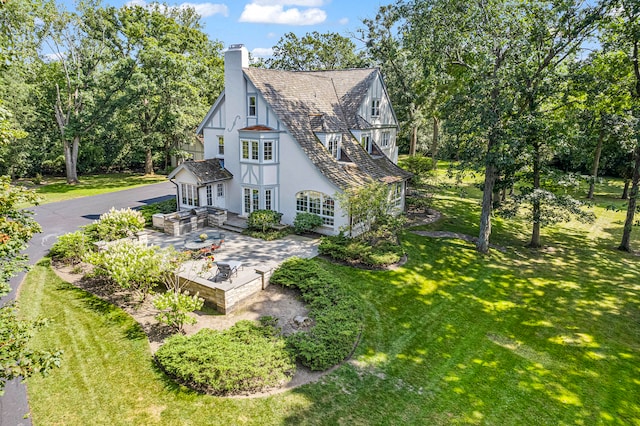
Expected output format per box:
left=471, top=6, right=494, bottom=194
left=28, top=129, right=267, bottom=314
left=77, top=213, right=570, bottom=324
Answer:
left=228, top=43, right=245, bottom=50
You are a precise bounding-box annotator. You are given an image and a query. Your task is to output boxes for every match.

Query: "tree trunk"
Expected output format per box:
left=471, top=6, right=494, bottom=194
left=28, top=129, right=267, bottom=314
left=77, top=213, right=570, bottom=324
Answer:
left=622, top=180, right=630, bottom=199
left=409, top=125, right=417, bottom=156
left=619, top=144, right=640, bottom=252
left=588, top=122, right=605, bottom=199
left=145, top=147, right=154, bottom=175
left=477, top=162, right=497, bottom=253
left=431, top=116, right=439, bottom=167
left=63, top=136, right=80, bottom=184
left=529, top=141, right=542, bottom=248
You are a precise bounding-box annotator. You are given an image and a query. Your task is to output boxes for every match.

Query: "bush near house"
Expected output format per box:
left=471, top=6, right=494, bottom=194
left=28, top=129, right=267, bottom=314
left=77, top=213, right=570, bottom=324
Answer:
left=95, top=207, right=145, bottom=241
left=293, top=212, right=323, bottom=234
left=154, top=320, right=295, bottom=395
left=269, top=257, right=363, bottom=371
left=246, top=209, right=282, bottom=232
left=48, top=231, right=91, bottom=265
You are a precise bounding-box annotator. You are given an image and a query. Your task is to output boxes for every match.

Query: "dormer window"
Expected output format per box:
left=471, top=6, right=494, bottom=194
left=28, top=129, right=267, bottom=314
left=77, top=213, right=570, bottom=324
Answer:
left=361, top=134, right=372, bottom=153
left=248, top=95, right=257, bottom=117
left=326, top=134, right=340, bottom=159
left=371, top=99, right=381, bottom=117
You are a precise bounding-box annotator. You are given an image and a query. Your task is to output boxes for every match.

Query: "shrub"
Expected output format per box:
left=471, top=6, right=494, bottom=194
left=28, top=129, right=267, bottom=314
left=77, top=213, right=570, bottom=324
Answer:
left=293, top=212, right=323, bottom=234
left=138, top=198, right=177, bottom=226
left=155, top=320, right=295, bottom=395
left=270, top=258, right=362, bottom=371
left=83, top=240, right=172, bottom=299
left=247, top=210, right=282, bottom=232
left=243, top=227, right=290, bottom=241
left=95, top=207, right=145, bottom=242
left=318, top=234, right=403, bottom=267
left=49, top=231, right=91, bottom=265
left=153, top=289, right=204, bottom=332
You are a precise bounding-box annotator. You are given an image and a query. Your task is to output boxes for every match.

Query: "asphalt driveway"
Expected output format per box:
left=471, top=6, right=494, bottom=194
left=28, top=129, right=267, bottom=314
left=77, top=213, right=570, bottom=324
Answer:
left=0, top=181, right=175, bottom=426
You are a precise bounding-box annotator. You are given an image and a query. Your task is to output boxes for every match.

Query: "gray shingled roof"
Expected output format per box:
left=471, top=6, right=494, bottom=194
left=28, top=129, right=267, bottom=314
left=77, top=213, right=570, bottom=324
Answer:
left=168, top=159, right=233, bottom=185
left=243, top=67, right=411, bottom=190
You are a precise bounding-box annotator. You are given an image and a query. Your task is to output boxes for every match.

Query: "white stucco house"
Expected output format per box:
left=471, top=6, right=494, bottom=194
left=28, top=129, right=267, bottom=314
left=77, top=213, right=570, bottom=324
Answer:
left=167, top=44, right=410, bottom=235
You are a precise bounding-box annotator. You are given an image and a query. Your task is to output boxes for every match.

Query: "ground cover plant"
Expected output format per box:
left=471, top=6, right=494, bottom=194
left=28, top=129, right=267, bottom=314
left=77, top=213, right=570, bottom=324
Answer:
left=270, top=258, right=363, bottom=370
left=155, top=320, right=296, bottom=396
left=138, top=198, right=177, bottom=226
left=19, top=172, right=640, bottom=424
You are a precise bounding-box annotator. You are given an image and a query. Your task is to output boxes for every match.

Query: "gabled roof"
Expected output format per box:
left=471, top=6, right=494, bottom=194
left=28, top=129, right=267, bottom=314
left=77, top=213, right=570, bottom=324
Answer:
left=243, top=68, right=411, bottom=189
left=167, top=159, right=233, bottom=185
left=196, top=90, right=225, bottom=135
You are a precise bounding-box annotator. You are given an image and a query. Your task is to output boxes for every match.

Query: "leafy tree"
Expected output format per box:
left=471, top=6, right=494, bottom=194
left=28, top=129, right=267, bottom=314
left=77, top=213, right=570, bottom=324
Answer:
left=265, top=31, right=365, bottom=71
left=0, top=115, right=61, bottom=393
left=602, top=0, right=640, bottom=252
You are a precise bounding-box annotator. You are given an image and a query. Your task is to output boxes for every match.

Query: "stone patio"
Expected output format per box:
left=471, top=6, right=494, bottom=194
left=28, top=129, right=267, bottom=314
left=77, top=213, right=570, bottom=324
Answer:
left=146, top=227, right=320, bottom=314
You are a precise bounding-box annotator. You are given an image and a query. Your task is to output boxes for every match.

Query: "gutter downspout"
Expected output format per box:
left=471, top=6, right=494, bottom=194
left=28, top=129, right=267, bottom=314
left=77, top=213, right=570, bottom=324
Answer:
left=169, top=178, right=180, bottom=210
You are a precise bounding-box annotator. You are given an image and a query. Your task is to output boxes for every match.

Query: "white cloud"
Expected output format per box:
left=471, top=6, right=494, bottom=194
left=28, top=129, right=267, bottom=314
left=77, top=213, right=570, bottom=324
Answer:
left=251, top=47, right=274, bottom=57
left=42, top=52, right=64, bottom=62
left=338, top=17, right=348, bottom=25
left=239, top=3, right=326, bottom=25
left=179, top=2, right=229, bottom=17
left=125, top=1, right=229, bottom=18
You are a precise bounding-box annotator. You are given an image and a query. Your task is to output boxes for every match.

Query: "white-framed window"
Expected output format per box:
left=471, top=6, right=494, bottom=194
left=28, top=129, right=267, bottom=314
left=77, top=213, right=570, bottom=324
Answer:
left=265, top=189, right=272, bottom=211
left=218, top=136, right=224, bottom=155
left=361, top=134, right=371, bottom=153
left=371, top=99, right=381, bottom=117
left=296, top=191, right=335, bottom=226
left=264, top=141, right=273, bottom=161
left=326, top=135, right=340, bottom=159
left=381, top=131, right=390, bottom=147
left=248, top=95, right=257, bottom=117
left=241, top=139, right=276, bottom=163
left=206, top=185, right=213, bottom=205
left=181, top=183, right=198, bottom=207
left=217, top=183, right=224, bottom=198
left=389, top=182, right=403, bottom=211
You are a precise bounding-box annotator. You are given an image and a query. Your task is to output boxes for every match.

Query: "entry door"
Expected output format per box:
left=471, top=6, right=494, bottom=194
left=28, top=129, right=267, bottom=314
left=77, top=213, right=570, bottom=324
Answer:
left=243, top=187, right=259, bottom=216
left=215, top=183, right=225, bottom=209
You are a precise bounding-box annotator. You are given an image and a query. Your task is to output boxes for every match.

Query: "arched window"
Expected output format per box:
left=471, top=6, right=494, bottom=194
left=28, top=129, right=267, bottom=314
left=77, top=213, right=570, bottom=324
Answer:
left=296, top=191, right=334, bottom=226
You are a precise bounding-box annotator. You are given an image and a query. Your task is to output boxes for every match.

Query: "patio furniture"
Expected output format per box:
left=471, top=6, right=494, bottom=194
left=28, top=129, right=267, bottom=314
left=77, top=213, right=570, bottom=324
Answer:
left=184, top=233, right=225, bottom=259
left=213, top=260, right=242, bottom=282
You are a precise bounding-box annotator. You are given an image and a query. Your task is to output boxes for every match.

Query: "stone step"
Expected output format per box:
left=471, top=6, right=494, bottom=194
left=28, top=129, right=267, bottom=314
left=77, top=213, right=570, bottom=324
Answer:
left=219, top=222, right=247, bottom=234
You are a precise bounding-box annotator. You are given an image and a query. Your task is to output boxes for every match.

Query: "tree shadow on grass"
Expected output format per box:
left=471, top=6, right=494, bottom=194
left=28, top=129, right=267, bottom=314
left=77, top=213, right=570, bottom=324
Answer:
left=282, top=231, right=640, bottom=424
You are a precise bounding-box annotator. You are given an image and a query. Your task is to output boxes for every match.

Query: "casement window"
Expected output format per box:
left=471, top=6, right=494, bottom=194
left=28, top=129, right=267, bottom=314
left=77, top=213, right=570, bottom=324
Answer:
left=360, top=134, right=372, bottom=153
left=241, top=139, right=276, bottom=163
left=296, top=191, right=334, bottom=226
left=326, top=135, right=340, bottom=159
left=217, top=183, right=224, bottom=198
left=389, top=182, right=403, bottom=210
left=251, top=140, right=259, bottom=160
left=248, top=95, right=257, bottom=117
left=218, top=136, right=224, bottom=155
left=263, top=141, right=273, bottom=161
left=371, top=99, right=381, bottom=117
left=265, top=189, right=272, bottom=211
left=206, top=185, right=213, bottom=205
left=181, top=183, right=198, bottom=207
left=381, top=131, right=390, bottom=147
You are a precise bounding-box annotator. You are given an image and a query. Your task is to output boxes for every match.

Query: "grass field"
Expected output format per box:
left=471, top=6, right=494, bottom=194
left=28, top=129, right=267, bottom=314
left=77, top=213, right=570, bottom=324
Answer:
left=19, top=172, right=640, bottom=425
left=15, top=173, right=167, bottom=206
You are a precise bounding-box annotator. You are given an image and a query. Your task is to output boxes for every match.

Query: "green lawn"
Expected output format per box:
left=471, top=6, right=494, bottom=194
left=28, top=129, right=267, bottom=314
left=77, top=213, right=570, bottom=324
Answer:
left=18, top=176, right=640, bottom=425
left=15, top=173, right=167, bottom=205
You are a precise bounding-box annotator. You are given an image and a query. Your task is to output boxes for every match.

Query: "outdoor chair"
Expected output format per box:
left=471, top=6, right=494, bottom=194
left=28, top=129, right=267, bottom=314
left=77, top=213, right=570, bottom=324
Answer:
left=213, top=260, right=242, bottom=282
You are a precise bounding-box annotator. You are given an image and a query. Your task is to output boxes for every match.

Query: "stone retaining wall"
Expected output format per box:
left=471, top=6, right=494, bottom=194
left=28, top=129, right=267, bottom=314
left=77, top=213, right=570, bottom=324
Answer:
left=178, top=262, right=278, bottom=314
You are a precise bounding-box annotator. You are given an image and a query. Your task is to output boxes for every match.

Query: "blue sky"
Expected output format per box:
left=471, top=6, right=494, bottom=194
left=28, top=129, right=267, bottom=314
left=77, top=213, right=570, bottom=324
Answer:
left=76, top=0, right=388, bottom=58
